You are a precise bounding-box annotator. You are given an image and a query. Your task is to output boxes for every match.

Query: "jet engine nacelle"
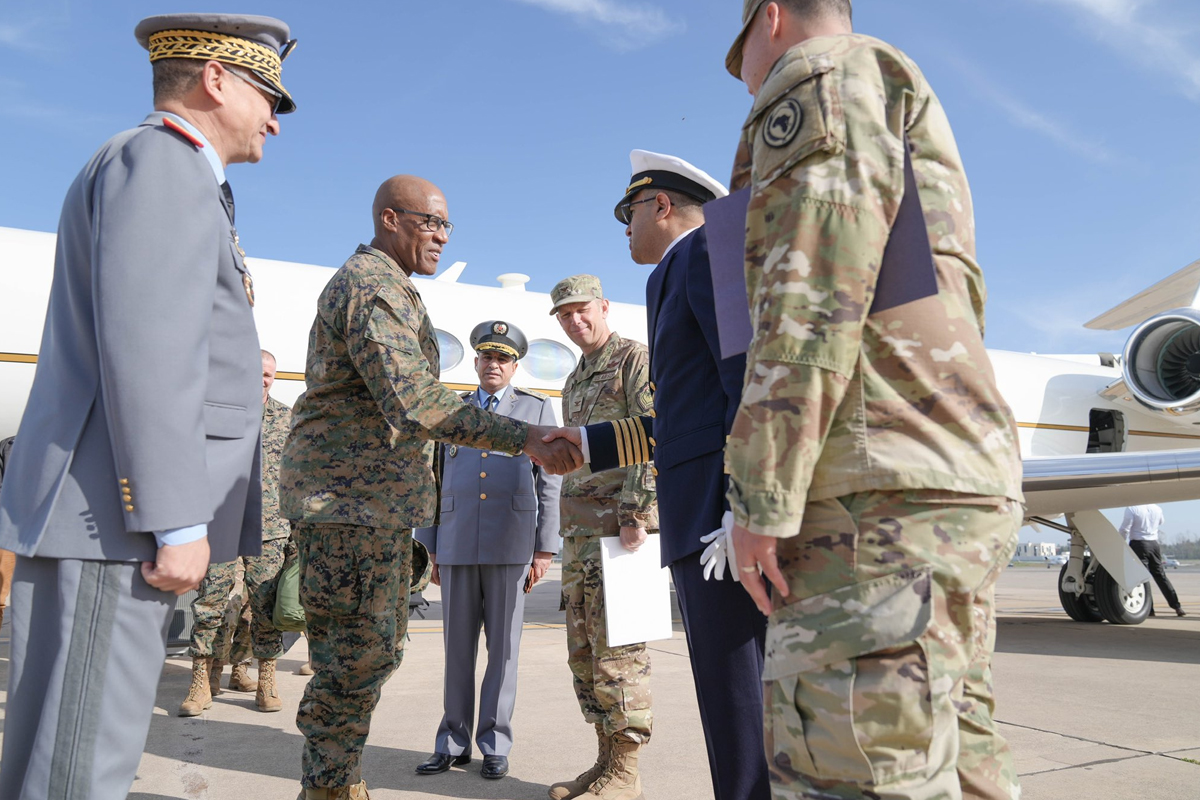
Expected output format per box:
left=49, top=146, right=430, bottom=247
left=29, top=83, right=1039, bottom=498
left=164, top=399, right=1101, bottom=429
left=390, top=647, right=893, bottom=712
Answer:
left=1123, top=308, right=1200, bottom=415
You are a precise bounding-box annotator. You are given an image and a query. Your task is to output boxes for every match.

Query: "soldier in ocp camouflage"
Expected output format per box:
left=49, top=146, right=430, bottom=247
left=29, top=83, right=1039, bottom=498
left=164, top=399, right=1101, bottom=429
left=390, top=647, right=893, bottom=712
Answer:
left=724, top=3, right=1024, bottom=799
left=280, top=176, right=540, bottom=798
left=180, top=388, right=293, bottom=716
left=551, top=274, right=658, bottom=800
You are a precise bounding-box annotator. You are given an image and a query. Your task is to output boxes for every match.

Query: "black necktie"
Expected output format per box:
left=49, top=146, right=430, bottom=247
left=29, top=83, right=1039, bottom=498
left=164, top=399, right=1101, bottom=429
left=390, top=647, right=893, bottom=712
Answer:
left=220, top=181, right=235, bottom=223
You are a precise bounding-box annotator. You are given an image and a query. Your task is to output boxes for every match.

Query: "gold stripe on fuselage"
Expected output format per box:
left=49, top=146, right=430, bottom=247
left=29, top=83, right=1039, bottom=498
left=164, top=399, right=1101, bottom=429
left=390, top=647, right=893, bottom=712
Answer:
left=0, top=353, right=564, bottom=398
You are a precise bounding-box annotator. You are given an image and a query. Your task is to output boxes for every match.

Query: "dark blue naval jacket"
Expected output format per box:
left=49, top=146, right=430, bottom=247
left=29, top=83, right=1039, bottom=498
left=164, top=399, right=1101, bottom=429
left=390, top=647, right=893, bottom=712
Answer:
left=587, top=226, right=746, bottom=566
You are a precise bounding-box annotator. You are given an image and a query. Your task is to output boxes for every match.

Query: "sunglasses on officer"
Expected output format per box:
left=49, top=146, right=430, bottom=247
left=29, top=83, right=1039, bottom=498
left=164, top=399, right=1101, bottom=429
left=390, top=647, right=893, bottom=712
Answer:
left=616, top=195, right=657, bottom=225
left=225, top=66, right=285, bottom=116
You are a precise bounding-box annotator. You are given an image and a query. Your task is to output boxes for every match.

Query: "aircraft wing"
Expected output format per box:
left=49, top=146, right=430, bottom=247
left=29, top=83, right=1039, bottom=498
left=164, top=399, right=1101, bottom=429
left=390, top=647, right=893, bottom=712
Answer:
left=1023, top=448, right=1200, bottom=516
left=1085, top=257, right=1200, bottom=330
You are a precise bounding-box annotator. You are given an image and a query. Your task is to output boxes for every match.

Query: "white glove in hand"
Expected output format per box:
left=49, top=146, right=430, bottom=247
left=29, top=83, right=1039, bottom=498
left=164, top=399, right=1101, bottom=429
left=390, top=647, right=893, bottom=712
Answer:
left=699, top=511, right=740, bottom=582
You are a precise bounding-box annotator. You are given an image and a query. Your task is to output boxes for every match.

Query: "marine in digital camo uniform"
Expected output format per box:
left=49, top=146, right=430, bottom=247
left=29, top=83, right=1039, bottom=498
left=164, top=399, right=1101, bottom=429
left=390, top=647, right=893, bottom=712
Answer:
left=550, top=275, right=658, bottom=800
left=724, top=3, right=1025, bottom=800
left=179, top=349, right=293, bottom=717
left=281, top=175, right=578, bottom=800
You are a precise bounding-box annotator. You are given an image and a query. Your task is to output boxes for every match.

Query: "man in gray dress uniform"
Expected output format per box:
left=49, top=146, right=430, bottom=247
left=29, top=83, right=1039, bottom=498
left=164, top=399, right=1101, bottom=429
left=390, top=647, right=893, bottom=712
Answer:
left=0, top=13, right=297, bottom=799
left=416, top=321, right=562, bottom=781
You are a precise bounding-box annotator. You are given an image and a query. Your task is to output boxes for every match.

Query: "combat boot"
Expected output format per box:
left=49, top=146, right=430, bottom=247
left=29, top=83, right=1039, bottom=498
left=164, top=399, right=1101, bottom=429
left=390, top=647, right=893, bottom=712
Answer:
left=209, top=659, right=225, bottom=696
left=584, top=733, right=644, bottom=800
left=256, top=658, right=282, bottom=712
left=177, top=657, right=212, bottom=717
left=298, top=658, right=315, bottom=676
left=229, top=660, right=258, bottom=692
left=296, top=780, right=371, bottom=799
left=549, top=724, right=610, bottom=800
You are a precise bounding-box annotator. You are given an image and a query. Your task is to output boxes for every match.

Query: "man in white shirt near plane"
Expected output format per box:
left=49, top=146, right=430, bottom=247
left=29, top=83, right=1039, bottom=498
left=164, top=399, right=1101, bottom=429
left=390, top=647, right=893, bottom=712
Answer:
left=1119, top=504, right=1186, bottom=617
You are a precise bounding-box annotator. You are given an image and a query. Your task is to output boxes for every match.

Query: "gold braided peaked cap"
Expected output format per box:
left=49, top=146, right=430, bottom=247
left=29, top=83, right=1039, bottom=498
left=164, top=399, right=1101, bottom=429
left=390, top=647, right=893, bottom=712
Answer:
left=135, top=14, right=296, bottom=114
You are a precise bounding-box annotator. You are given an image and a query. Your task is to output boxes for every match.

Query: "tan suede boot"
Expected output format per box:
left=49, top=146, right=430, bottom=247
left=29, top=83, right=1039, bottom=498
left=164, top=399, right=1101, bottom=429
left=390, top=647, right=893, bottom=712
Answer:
left=229, top=660, right=258, bottom=692
left=256, top=658, right=282, bottom=712
left=296, top=780, right=370, bottom=799
left=177, top=658, right=212, bottom=717
left=298, top=658, right=315, bottom=676
left=549, top=724, right=610, bottom=800
left=209, top=659, right=225, bottom=696
left=584, top=734, right=644, bottom=800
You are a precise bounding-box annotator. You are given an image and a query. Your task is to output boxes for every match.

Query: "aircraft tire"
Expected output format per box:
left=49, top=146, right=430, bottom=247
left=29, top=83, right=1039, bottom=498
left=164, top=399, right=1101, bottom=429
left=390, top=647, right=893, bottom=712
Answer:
left=1057, top=561, right=1102, bottom=622
left=1093, top=566, right=1151, bottom=625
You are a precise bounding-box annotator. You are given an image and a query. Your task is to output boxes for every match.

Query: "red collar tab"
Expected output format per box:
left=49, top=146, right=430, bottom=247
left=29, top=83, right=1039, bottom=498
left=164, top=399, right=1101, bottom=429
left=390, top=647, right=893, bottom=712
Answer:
left=162, top=117, right=205, bottom=148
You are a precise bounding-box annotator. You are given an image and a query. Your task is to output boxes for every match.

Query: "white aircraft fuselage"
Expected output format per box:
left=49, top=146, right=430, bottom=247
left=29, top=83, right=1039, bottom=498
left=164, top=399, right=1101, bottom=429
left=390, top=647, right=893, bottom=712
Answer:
left=4, top=225, right=1200, bottom=625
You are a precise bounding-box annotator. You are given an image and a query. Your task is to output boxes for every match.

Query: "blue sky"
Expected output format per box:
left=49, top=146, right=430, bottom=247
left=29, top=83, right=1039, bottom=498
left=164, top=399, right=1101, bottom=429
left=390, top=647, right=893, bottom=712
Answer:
left=5, top=0, right=1200, bottom=542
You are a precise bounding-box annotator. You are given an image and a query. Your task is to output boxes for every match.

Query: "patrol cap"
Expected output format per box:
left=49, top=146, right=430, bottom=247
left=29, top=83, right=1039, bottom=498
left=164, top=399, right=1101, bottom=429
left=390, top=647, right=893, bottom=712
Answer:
left=615, top=149, right=729, bottom=223
left=726, top=0, right=852, bottom=78
left=549, top=275, right=604, bottom=315
left=726, top=0, right=770, bottom=78
left=470, top=320, right=528, bottom=360
left=135, top=14, right=298, bottom=114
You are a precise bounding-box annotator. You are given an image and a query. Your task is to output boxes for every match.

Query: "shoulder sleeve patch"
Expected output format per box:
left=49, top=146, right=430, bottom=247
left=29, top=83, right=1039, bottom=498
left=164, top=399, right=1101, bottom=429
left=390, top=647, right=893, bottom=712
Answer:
left=748, top=58, right=844, bottom=186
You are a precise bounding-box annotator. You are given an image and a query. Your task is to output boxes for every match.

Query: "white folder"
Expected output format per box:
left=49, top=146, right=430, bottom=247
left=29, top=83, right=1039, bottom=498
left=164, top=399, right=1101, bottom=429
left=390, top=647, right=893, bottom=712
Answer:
left=599, top=534, right=673, bottom=646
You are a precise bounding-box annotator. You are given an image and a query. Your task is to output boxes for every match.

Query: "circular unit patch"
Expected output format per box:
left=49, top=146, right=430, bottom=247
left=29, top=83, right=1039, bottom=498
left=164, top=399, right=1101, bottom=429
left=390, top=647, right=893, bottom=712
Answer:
left=763, top=98, right=803, bottom=149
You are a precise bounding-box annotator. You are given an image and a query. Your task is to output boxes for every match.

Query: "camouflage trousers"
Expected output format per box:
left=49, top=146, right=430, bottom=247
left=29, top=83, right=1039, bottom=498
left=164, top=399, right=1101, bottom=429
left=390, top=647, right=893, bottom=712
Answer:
left=764, top=490, right=1021, bottom=800
left=294, top=523, right=412, bottom=788
left=223, top=590, right=253, bottom=664
left=560, top=535, right=652, bottom=742
left=188, top=539, right=288, bottom=660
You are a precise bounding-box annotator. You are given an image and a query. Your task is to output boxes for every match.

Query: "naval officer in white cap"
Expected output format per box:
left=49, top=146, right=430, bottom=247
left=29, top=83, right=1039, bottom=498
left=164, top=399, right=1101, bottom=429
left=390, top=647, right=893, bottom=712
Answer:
left=548, top=150, right=770, bottom=800
left=0, top=13, right=297, bottom=798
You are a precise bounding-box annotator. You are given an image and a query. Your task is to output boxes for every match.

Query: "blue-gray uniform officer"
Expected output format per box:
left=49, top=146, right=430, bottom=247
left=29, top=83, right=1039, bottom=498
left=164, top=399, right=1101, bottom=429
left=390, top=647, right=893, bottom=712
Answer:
left=0, top=13, right=296, bottom=799
left=415, top=321, right=562, bottom=781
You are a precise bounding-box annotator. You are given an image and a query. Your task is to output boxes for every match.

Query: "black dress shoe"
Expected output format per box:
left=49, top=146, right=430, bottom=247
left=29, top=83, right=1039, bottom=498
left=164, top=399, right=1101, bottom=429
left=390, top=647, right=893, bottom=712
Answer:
left=415, top=752, right=471, bottom=775
left=481, top=754, right=509, bottom=779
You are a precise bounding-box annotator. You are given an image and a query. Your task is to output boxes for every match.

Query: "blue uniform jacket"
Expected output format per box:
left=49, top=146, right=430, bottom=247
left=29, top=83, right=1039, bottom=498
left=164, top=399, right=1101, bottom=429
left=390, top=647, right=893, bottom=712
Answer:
left=587, top=226, right=746, bottom=566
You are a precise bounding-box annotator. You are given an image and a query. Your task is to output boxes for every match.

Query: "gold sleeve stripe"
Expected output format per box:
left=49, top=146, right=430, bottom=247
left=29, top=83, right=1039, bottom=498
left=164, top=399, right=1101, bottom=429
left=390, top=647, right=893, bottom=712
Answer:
left=621, top=418, right=638, bottom=466
left=620, top=418, right=637, bottom=466
left=631, top=418, right=647, bottom=465
left=613, top=420, right=629, bottom=467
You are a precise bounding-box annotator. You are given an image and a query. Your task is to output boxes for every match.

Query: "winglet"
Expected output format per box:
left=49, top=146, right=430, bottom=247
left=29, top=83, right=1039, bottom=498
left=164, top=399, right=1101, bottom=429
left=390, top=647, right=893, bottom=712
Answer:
left=435, top=261, right=466, bottom=283
left=1085, top=256, right=1200, bottom=330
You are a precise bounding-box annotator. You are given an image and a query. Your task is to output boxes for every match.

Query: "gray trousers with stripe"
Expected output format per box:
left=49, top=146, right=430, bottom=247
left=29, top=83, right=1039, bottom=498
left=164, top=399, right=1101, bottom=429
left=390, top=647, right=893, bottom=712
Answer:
left=0, top=556, right=174, bottom=800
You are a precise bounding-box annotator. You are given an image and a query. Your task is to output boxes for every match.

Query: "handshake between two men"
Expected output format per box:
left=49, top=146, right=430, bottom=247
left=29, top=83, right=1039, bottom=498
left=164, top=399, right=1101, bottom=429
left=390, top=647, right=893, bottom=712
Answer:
left=521, top=425, right=584, bottom=475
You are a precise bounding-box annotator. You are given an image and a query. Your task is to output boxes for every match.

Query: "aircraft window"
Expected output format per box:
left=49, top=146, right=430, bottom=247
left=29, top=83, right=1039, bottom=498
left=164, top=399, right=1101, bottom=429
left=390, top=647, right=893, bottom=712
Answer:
left=524, top=339, right=577, bottom=381
left=436, top=329, right=464, bottom=371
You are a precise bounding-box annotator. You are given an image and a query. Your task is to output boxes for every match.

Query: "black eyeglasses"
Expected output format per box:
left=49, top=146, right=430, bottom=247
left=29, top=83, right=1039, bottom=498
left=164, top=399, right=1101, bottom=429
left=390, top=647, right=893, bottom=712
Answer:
left=390, top=207, right=454, bottom=236
left=226, top=67, right=284, bottom=115
left=616, top=196, right=656, bottom=225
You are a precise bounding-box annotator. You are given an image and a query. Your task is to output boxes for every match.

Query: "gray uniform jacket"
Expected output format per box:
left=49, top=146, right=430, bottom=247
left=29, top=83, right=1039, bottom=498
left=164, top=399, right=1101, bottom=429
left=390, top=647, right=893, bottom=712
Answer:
left=418, top=388, right=561, bottom=565
left=0, top=112, right=263, bottom=564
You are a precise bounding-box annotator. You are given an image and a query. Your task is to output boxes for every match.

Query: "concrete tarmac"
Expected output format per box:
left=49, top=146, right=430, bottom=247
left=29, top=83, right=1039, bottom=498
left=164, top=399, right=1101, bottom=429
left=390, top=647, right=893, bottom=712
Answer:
left=0, top=565, right=1196, bottom=798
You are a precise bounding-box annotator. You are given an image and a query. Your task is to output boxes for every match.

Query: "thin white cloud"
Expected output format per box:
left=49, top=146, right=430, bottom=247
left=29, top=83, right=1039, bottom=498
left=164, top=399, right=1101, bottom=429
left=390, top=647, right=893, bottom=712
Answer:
left=509, top=0, right=684, bottom=49
left=1034, top=0, right=1200, bottom=100
left=950, top=57, right=1117, bottom=163
left=0, top=21, right=49, bottom=54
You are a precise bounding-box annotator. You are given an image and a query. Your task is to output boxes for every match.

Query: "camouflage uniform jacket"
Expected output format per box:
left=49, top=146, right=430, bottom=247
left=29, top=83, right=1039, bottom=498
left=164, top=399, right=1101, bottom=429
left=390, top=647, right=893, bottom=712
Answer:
left=560, top=333, right=658, bottom=537
left=280, top=244, right=527, bottom=530
left=726, top=34, right=1024, bottom=538
left=260, top=395, right=293, bottom=541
